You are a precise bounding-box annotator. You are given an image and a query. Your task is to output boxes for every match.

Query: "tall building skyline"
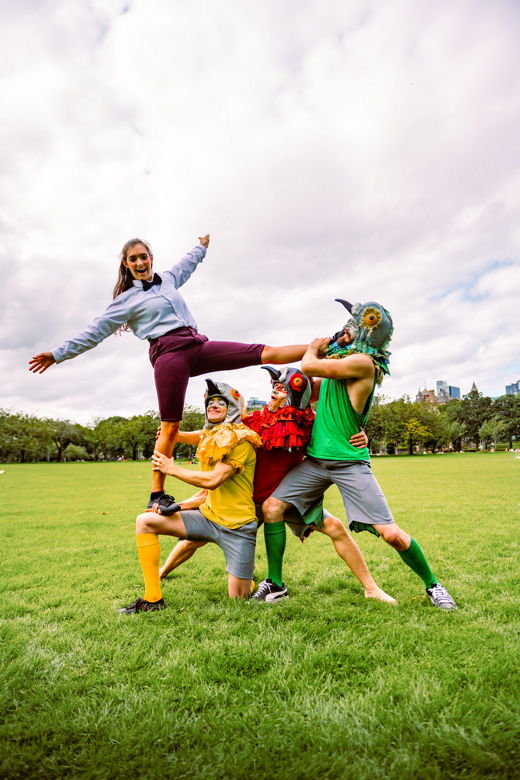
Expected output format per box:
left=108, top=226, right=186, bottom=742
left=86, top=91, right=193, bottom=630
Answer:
left=417, top=381, right=463, bottom=404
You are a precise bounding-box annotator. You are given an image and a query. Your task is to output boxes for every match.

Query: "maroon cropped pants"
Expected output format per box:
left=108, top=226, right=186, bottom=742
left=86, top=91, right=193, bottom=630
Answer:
left=149, top=327, right=264, bottom=422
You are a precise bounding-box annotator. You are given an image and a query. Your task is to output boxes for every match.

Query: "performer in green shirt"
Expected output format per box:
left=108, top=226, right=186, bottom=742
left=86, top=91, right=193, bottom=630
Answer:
left=263, top=299, right=458, bottom=610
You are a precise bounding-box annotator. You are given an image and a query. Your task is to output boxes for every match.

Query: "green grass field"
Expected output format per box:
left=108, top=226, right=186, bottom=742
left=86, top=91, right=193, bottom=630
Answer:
left=1, top=453, right=520, bottom=779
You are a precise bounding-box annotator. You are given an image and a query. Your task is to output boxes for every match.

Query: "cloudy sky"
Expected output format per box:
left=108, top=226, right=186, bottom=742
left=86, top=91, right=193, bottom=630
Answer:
left=2, top=0, right=519, bottom=424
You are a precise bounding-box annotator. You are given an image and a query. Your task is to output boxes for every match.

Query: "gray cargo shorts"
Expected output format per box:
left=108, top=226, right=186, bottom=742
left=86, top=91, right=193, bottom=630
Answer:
left=254, top=502, right=331, bottom=540
left=271, top=456, right=394, bottom=533
left=180, top=509, right=257, bottom=579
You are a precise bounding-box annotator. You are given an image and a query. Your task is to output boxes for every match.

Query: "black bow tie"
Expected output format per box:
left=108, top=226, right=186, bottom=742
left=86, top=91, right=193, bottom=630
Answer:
left=142, top=273, right=162, bottom=291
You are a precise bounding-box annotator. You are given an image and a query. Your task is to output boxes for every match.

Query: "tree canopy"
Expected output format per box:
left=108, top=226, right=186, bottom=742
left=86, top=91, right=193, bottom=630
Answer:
left=1, top=389, right=518, bottom=462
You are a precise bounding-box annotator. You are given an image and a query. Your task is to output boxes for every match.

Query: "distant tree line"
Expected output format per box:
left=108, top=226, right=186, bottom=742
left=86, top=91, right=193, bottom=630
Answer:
left=0, top=406, right=205, bottom=463
left=3, top=390, right=519, bottom=463
left=365, top=390, right=520, bottom=454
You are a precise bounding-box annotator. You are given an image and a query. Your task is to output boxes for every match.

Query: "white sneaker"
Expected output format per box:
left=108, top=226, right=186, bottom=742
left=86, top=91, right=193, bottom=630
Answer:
left=426, top=583, right=458, bottom=610
left=252, top=578, right=289, bottom=602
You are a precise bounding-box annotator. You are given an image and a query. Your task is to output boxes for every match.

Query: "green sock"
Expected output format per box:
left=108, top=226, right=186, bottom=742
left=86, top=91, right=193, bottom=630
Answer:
left=396, top=538, right=437, bottom=589
left=264, top=522, right=286, bottom=588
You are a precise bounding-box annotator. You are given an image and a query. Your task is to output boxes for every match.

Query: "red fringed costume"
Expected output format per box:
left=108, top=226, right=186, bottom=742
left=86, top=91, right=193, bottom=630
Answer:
left=242, top=405, right=315, bottom=504
left=242, top=405, right=315, bottom=452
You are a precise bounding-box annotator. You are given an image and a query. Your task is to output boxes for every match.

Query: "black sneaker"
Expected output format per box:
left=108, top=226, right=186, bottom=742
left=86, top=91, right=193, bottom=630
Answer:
left=426, top=583, right=458, bottom=610
left=252, top=578, right=289, bottom=603
left=118, top=597, right=166, bottom=614
left=146, top=494, right=181, bottom=515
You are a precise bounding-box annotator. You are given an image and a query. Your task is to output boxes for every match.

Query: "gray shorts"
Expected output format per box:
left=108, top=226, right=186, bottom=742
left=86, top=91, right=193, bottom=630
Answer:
left=180, top=509, right=257, bottom=579
left=254, top=502, right=331, bottom=541
left=271, top=456, right=394, bottom=532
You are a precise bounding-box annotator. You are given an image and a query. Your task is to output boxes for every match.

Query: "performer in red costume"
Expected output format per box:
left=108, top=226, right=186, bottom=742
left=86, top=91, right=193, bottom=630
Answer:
left=157, top=367, right=395, bottom=603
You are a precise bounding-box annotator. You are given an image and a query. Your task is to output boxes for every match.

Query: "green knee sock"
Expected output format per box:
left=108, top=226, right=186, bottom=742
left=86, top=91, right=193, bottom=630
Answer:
left=264, top=522, right=286, bottom=588
left=396, top=538, right=437, bottom=589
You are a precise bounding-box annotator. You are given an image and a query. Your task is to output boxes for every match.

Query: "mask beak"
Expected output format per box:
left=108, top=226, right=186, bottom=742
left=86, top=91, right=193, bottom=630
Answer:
left=261, top=366, right=281, bottom=382
left=335, top=299, right=353, bottom=313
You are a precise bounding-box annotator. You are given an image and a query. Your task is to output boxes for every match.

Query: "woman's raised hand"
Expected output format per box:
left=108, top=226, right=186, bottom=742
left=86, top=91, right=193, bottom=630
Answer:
left=198, top=234, right=210, bottom=248
left=29, top=352, right=56, bottom=374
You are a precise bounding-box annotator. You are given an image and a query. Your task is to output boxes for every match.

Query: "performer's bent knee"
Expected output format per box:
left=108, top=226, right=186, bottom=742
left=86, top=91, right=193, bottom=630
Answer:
left=136, top=512, right=158, bottom=534
left=228, top=575, right=252, bottom=600
left=321, top=515, right=348, bottom=539
left=262, top=497, right=289, bottom=523
left=376, top=522, right=405, bottom=546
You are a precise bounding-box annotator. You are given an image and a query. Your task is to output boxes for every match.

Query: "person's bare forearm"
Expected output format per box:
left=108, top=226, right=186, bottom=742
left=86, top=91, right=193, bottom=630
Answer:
left=178, top=489, right=208, bottom=510
left=302, top=339, right=373, bottom=380
left=161, top=464, right=219, bottom=489
left=301, top=349, right=328, bottom=377
left=152, top=451, right=235, bottom=490
left=175, top=430, right=203, bottom=445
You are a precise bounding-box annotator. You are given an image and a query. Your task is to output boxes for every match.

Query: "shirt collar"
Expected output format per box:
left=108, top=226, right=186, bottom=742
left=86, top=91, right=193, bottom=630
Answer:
left=132, top=272, right=161, bottom=289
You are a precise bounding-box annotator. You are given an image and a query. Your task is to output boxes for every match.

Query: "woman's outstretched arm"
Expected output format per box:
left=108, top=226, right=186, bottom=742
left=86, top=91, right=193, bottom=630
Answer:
left=29, top=352, right=56, bottom=374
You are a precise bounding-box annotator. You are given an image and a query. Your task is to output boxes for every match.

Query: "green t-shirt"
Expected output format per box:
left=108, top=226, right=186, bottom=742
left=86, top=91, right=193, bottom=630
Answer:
left=307, top=377, right=376, bottom=461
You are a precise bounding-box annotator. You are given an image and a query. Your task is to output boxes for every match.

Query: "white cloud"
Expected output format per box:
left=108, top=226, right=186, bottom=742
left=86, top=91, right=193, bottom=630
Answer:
left=1, top=0, right=520, bottom=423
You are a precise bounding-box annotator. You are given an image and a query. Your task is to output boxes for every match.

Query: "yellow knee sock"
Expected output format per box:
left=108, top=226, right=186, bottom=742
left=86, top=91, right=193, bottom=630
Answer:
left=136, top=534, right=162, bottom=603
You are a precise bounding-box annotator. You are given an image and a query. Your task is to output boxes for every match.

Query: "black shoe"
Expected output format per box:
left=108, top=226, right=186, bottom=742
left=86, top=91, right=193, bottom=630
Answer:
left=252, top=578, right=289, bottom=603
left=118, top=597, right=167, bottom=614
left=146, top=494, right=181, bottom=515
left=426, top=583, right=458, bottom=610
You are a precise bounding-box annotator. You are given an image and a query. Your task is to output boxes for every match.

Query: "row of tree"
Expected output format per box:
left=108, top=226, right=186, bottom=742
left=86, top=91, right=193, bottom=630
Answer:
left=0, top=406, right=205, bottom=463
left=365, top=390, right=520, bottom=453
left=2, top=390, right=519, bottom=463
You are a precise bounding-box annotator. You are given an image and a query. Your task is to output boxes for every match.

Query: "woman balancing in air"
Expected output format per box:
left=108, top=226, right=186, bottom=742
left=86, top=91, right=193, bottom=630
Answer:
left=29, top=235, right=307, bottom=512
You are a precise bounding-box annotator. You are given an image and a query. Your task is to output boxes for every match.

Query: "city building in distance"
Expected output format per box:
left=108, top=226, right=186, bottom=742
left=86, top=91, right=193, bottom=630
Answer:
left=506, top=380, right=520, bottom=395
left=417, top=381, right=461, bottom=405
left=246, top=396, right=267, bottom=411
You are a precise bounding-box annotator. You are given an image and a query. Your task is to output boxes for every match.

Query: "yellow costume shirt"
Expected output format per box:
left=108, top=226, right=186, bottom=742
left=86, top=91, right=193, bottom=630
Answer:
left=199, top=440, right=257, bottom=530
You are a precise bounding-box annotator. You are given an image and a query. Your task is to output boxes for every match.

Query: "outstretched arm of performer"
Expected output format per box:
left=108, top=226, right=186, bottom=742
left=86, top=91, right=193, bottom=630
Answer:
left=302, top=338, right=374, bottom=380
left=156, top=425, right=203, bottom=446
left=29, top=352, right=56, bottom=374
left=152, top=450, right=236, bottom=490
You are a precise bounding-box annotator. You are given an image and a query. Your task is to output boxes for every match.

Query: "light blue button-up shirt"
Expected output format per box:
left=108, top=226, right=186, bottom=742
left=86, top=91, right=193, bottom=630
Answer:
left=52, top=244, right=206, bottom=364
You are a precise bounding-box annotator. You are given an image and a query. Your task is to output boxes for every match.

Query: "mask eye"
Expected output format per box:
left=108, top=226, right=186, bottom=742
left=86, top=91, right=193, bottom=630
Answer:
left=231, top=388, right=240, bottom=400
left=361, top=307, right=382, bottom=328
left=290, top=375, right=305, bottom=390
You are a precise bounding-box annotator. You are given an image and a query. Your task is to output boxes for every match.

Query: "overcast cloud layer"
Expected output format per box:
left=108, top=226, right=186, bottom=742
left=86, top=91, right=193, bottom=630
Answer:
left=1, top=0, right=519, bottom=424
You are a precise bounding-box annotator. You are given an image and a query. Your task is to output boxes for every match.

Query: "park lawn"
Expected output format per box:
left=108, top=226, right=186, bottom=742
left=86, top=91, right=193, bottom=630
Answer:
left=1, top=453, right=519, bottom=780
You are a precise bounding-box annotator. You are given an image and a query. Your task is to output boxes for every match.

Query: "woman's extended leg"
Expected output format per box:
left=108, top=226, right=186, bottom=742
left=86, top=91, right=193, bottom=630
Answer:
left=191, top=341, right=308, bottom=377
left=260, top=345, right=308, bottom=364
